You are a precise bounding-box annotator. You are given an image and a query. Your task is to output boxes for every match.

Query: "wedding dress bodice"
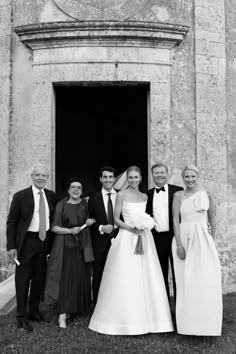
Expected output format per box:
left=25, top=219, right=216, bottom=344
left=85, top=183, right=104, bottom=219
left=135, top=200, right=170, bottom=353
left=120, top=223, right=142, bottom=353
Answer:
left=122, top=201, right=146, bottom=223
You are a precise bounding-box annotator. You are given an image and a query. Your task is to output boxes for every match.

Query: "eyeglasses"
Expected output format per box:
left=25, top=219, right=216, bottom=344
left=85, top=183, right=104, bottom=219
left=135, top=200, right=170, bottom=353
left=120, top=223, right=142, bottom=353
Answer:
left=70, top=186, right=82, bottom=190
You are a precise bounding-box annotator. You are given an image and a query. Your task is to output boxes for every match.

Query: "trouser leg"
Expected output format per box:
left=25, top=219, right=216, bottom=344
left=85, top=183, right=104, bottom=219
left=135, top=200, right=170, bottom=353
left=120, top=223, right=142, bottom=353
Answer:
left=29, top=241, right=47, bottom=314
left=92, top=247, right=110, bottom=305
left=169, top=250, right=176, bottom=302
left=153, top=231, right=170, bottom=300
left=15, top=260, right=32, bottom=318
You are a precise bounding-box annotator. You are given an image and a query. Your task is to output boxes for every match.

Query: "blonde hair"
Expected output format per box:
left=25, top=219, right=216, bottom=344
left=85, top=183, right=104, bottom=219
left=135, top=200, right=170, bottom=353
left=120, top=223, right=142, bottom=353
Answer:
left=181, top=164, right=199, bottom=178
left=126, top=165, right=142, bottom=177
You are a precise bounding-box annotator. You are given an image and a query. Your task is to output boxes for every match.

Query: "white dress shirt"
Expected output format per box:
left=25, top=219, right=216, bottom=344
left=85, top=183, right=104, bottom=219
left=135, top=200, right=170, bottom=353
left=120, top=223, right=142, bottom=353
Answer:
left=99, top=188, right=117, bottom=234
left=153, top=183, right=169, bottom=232
left=28, top=185, right=50, bottom=232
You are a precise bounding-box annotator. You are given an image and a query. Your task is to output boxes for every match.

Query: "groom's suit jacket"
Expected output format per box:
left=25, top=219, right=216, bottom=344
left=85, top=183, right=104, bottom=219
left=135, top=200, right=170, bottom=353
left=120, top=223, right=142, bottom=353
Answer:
left=146, top=184, right=183, bottom=238
left=88, top=189, right=119, bottom=304
left=88, top=191, right=114, bottom=252
left=6, top=186, right=57, bottom=256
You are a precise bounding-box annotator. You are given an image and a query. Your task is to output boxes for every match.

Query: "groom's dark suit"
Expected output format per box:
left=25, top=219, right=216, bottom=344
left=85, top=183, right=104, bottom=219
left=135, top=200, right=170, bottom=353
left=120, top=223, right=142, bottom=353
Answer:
left=88, top=190, right=118, bottom=305
left=146, top=184, right=183, bottom=300
left=6, top=186, right=57, bottom=319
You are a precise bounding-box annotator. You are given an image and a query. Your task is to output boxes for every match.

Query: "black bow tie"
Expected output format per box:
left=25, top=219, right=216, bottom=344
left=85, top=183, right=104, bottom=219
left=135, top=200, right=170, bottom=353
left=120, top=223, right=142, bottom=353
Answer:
left=155, top=186, right=165, bottom=193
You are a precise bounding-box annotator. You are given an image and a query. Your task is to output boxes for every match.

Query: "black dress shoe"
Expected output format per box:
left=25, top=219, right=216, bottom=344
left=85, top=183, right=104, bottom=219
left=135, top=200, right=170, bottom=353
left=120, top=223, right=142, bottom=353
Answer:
left=28, top=312, right=49, bottom=323
left=17, top=318, right=33, bottom=332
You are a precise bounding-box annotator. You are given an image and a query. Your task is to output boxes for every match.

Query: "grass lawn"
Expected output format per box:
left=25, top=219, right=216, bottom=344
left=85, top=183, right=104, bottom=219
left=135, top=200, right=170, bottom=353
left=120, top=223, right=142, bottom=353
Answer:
left=0, top=293, right=235, bottom=354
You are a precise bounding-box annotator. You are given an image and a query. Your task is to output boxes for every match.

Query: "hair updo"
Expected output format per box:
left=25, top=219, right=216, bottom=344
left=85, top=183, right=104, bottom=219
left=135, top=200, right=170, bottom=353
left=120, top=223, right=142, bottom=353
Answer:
left=126, top=165, right=142, bottom=177
left=181, top=165, right=199, bottom=179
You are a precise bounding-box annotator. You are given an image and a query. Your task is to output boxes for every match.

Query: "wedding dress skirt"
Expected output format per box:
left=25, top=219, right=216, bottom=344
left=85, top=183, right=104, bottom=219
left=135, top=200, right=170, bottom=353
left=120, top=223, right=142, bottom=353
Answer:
left=89, top=201, right=173, bottom=335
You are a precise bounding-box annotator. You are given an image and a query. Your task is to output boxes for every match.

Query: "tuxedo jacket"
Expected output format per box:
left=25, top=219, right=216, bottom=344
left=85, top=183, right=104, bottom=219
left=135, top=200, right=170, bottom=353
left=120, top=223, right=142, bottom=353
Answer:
left=88, top=190, right=117, bottom=252
left=146, top=184, right=183, bottom=237
left=6, top=186, right=57, bottom=256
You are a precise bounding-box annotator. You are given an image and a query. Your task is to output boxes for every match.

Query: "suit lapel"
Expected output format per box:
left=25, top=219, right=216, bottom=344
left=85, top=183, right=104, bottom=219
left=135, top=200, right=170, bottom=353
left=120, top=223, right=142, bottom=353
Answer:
left=97, top=191, right=108, bottom=223
left=147, top=188, right=155, bottom=216
left=25, top=186, right=35, bottom=225
left=168, top=184, right=174, bottom=204
left=45, top=189, right=53, bottom=212
left=168, top=184, right=174, bottom=227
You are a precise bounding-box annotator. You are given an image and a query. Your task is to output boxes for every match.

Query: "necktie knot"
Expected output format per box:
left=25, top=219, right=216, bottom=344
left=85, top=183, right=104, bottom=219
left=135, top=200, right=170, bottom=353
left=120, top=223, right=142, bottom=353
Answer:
left=156, top=186, right=165, bottom=193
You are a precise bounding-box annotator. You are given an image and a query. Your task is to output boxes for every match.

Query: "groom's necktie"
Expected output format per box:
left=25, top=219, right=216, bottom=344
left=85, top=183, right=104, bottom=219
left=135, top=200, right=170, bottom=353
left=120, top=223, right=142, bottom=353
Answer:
left=156, top=186, right=165, bottom=193
left=39, top=191, right=46, bottom=241
left=107, top=193, right=114, bottom=225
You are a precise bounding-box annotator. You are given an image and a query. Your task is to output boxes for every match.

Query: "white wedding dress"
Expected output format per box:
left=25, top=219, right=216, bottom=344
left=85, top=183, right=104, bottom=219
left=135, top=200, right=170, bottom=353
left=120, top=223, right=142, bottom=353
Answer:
left=89, top=201, right=173, bottom=335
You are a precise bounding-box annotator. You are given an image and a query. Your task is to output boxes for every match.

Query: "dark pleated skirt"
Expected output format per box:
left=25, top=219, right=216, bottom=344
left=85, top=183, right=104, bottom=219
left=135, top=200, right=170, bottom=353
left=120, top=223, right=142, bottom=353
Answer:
left=57, top=246, right=92, bottom=315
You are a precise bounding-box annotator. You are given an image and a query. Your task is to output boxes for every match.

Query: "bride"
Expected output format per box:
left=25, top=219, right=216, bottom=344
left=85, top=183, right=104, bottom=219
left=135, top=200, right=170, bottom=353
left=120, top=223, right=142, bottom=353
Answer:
left=89, top=166, right=173, bottom=335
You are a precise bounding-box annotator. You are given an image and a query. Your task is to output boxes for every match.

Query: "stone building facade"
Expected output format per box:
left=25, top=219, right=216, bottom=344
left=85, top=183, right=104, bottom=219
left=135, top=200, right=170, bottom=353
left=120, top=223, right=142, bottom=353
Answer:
left=0, top=0, right=235, bottom=292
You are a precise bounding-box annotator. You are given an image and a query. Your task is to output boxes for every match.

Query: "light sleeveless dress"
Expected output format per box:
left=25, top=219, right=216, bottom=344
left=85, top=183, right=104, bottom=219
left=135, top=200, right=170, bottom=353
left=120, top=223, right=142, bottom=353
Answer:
left=172, top=190, right=222, bottom=336
left=89, top=201, right=173, bottom=335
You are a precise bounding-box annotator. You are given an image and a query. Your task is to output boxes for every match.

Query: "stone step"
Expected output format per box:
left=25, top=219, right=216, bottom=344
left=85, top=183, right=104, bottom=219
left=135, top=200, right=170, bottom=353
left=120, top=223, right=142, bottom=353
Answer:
left=0, top=274, right=16, bottom=315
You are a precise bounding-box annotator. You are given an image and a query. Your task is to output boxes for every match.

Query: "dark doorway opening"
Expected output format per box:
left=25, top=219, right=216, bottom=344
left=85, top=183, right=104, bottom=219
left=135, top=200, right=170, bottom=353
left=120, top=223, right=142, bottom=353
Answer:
left=55, top=83, right=149, bottom=198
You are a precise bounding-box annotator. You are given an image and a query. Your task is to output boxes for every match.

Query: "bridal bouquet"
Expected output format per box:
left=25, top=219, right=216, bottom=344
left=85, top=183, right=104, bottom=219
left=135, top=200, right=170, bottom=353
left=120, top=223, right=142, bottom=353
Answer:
left=127, top=213, right=155, bottom=255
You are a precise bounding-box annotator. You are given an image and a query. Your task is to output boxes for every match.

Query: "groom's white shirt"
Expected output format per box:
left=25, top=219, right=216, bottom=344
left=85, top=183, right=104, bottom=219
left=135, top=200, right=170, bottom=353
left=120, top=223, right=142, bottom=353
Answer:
left=101, top=188, right=117, bottom=214
left=99, top=188, right=117, bottom=234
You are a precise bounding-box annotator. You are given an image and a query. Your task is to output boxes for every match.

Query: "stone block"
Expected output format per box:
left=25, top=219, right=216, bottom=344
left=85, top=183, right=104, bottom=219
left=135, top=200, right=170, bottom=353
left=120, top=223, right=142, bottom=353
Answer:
left=0, top=5, right=12, bottom=35
left=0, top=35, right=11, bottom=63
left=196, top=16, right=225, bottom=34
left=195, top=29, right=225, bottom=43
left=195, top=5, right=216, bottom=20
left=196, top=40, right=225, bottom=58
left=0, top=0, right=12, bottom=6
left=196, top=54, right=219, bottom=75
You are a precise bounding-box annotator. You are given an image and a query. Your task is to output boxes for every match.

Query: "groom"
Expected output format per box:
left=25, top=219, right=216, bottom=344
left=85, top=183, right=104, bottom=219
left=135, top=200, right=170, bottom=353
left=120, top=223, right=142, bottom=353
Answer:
left=146, top=162, right=183, bottom=301
left=88, top=166, right=118, bottom=305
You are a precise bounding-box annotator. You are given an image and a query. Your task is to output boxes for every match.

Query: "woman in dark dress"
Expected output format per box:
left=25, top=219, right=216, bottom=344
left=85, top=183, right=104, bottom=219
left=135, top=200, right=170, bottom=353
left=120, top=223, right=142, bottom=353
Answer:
left=44, top=177, right=94, bottom=328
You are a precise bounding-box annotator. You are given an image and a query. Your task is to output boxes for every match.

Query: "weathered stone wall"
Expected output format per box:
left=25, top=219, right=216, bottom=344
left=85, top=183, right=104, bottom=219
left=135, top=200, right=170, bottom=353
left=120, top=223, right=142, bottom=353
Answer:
left=0, top=0, right=235, bottom=292
left=226, top=0, right=236, bottom=291
left=0, top=0, right=14, bottom=281
left=170, top=1, right=195, bottom=179
left=13, top=0, right=193, bottom=26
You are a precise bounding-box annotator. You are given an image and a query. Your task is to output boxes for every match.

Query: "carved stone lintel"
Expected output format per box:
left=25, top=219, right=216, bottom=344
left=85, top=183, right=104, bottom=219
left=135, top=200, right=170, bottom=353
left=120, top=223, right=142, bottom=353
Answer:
left=14, top=21, right=189, bottom=51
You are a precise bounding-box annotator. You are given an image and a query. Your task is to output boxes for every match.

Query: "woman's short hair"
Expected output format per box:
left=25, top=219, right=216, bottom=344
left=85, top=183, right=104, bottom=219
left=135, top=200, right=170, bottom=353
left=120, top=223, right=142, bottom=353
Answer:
left=151, top=162, right=168, bottom=174
left=181, top=164, right=199, bottom=178
left=67, top=177, right=84, bottom=190
left=126, top=165, right=142, bottom=176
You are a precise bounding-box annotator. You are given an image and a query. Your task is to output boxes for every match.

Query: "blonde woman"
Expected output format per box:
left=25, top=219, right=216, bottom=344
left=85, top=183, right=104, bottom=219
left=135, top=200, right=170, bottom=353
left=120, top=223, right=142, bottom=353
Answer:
left=172, top=165, right=222, bottom=336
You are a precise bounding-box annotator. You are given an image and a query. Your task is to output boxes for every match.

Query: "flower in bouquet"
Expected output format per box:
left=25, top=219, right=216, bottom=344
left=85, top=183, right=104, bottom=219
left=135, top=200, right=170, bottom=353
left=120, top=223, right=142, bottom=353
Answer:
left=127, top=212, right=155, bottom=231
